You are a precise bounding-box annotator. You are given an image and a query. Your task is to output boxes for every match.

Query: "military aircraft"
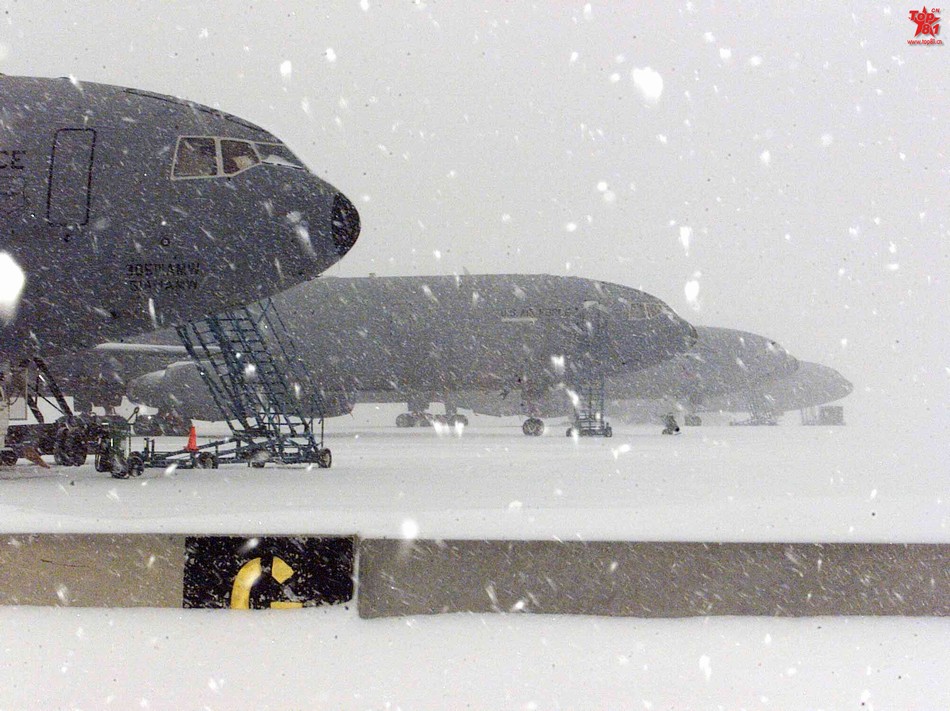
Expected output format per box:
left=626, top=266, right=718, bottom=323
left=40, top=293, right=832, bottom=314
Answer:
left=0, top=75, right=360, bottom=461
left=693, top=360, right=853, bottom=425
left=121, top=274, right=698, bottom=436
left=458, top=326, right=800, bottom=429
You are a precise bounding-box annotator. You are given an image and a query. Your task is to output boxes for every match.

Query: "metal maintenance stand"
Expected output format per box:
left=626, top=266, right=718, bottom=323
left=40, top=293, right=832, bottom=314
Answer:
left=137, top=299, right=330, bottom=471
left=566, top=308, right=613, bottom=438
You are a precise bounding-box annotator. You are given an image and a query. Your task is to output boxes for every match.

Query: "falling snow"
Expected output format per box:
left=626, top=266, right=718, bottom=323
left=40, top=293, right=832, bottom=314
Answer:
left=631, top=67, right=664, bottom=104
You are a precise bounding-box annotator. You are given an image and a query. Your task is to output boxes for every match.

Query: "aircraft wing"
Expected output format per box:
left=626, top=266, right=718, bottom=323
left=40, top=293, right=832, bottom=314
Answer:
left=93, top=343, right=218, bottom=356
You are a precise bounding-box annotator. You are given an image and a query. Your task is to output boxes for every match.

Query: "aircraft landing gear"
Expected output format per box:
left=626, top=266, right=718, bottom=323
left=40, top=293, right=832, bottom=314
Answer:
left=430, top=413, right=469, bottom=427
left=395, top=412, right=433, bottom=428
left=684, top=414, right=702, bottom=427
left=396, top=397, right=469, bottom=428
left=441, top=401, right=468, bottom=427
left=522, top=418, right=544, bottom=437
left=661, top=415, right=681, bottom=435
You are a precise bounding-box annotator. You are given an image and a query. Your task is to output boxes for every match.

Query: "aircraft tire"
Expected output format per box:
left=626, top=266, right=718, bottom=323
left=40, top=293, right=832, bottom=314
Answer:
left=522, top=418, right=543, bottom=437
left=55, top=426, right=87, bottom=467
left=247, top=447, right=268, bottom=468
left=127, top=453, right=145, bottom=477
left=94, top=451, right=111, bottom=473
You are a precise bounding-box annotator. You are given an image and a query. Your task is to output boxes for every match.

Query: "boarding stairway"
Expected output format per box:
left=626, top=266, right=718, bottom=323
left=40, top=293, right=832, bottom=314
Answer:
left=567, top=308, right=612, bottom=437
left=172, top=298, right=330, bottom=468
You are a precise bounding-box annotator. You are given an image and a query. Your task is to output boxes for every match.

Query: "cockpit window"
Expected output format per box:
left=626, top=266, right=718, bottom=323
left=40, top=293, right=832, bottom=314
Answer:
left=172, top=137, right=303, bottom=179
left=254, top=143, right=305, bottom=169
left=173, top=137, right=217, bottom=178
left=221, top=139, right=260, bottom=175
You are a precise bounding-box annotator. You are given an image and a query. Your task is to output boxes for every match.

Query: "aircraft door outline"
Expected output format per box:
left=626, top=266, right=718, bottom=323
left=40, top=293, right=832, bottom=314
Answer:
left=46, top=128, right=96, bottom=226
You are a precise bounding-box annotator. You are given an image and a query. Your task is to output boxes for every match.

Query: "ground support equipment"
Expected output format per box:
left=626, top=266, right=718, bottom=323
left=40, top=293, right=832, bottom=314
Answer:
left=566, top=309, right=612, bottom=438
left=135, top=299, right=331, bottom=470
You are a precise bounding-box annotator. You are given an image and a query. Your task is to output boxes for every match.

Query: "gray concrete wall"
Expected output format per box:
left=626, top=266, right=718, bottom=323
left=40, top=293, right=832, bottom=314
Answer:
left=357, top=540, right=950, bottom=618
left=2, top=535, right=947, bottom=617
left=0, top=534, right=355, bottom=609
left=0, top=534, right=184, bottom=607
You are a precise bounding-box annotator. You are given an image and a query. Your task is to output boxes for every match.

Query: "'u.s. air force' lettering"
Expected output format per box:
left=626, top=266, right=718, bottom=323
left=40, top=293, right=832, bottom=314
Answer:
left=0, top=149, right=26, bottom=169
left=501, top=305, right=584, bottom=320
left=126, top=262, right=203, bottom=292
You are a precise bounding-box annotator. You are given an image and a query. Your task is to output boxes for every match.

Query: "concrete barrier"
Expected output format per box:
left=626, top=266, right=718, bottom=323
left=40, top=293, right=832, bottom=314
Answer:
left=0, top=534, right=355, bottom=609
left=357, top=540, right=950, bottom=618
left=3, top=536, right=946, bottom=617
left=0, top=534, right=184, bottom=607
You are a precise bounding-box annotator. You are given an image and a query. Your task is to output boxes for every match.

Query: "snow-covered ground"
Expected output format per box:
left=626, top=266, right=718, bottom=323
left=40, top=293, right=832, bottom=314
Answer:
left=1, top=407, right=947, bottom=708
left=2, top=606, right=948, bottom=710
left=1, top=409, right=945, bottom=542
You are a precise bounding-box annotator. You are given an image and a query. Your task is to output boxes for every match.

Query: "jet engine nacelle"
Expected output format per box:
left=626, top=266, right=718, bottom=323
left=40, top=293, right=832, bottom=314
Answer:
left=313, top=390, right=356, bottom=418
left=128, top=361, right=357, bottom=420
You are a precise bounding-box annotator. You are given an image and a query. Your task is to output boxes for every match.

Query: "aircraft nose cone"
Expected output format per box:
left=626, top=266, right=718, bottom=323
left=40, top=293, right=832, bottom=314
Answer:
left=838, top=373, right=855, bottom=397
left=330, top=192, right=361, bottom=257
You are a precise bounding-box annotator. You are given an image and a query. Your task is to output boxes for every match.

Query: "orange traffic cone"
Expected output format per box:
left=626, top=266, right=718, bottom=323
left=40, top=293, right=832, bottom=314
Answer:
left=185, top=425, right=199, bottom=453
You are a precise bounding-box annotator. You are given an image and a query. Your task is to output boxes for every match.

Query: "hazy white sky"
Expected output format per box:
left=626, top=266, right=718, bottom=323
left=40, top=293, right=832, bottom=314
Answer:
left=0, top=1, right=946, bottom=429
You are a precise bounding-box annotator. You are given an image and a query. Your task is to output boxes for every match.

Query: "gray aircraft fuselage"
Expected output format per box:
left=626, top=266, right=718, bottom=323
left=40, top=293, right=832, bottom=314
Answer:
left=458, top=325, right=800, bottom=418
left=123, top=274, right=698, bottom=419
left=0, top=76, right=359, bottom=362
left=697, top=361, right=853, bottom=414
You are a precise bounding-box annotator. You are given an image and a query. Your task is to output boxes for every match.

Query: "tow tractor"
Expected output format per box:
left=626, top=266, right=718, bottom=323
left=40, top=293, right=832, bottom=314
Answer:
left=92, top=408, right=145, bottom=478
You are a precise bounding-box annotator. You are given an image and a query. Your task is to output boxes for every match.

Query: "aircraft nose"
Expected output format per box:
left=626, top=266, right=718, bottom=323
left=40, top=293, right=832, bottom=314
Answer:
left=330, top=192, right=360, bottom=257
left=838, top=373, right=855, bottom=396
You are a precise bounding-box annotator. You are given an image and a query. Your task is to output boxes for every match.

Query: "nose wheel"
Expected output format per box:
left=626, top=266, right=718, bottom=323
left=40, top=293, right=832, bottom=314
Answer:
left=522, top=418, right=544, bottom=437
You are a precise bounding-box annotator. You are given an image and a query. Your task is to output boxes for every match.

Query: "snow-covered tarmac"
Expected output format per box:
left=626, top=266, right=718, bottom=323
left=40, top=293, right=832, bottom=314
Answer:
left=1, top=414, right=945, bottom=542
left=1, top=411, right=947, bottom=708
